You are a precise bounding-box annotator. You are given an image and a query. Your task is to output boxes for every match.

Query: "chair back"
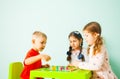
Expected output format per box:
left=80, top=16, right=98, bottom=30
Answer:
left=8, top=62, right=23, bottom=79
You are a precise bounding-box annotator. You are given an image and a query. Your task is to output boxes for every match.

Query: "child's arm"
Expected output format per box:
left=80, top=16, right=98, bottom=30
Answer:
left=78, top=52, right=105, bottom=70
left=25, top=54, right=51, bottom=65
left=73, top=46, right=106, bottom=70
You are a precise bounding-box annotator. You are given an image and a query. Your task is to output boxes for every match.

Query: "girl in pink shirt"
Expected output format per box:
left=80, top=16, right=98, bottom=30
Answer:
left=73, top=22, right=118, bottom=79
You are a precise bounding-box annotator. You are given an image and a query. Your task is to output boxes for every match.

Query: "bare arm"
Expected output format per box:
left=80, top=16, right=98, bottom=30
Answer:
left=25, top=54, right=51, bottom=65
left=25, top=54, right=42, bottom=65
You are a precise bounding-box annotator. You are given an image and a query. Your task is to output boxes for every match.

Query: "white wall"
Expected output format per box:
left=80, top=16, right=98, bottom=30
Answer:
left=0, top=0, right=120, bottom=79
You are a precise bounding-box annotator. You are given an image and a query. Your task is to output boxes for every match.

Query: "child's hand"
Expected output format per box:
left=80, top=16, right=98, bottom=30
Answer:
left=42, top=64, right=50, bottom=68
left=41, top=54, right=51, bottom=61
left=68, top=64, right=73, bottom=66
left=67, top=66, right=79, bottom=71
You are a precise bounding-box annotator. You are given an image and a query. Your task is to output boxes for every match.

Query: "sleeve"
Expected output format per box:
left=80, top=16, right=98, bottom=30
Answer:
left=23, top=51, right=33, bottom=66
left=78, top=46, right=106, bottom=70
left=24, top=52, right=32, bottom=60
left=23, top=49, right=37, bottom=66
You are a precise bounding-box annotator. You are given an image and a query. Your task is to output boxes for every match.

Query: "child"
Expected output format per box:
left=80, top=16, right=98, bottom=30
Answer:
left=72, top=22, right=118, bottom=79
left=20, top=31, right=51, bottom=79
left=66, top=31, right=87, bottom=66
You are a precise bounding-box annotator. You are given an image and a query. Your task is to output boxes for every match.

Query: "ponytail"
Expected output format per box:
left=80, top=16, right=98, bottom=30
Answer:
left=66, top=46, right=72, bottom=62
left=93, top=36, right=103, bottom=55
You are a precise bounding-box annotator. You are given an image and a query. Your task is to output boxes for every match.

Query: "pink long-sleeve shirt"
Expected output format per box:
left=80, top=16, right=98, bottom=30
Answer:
left=78, top=45, right=118, bottom=79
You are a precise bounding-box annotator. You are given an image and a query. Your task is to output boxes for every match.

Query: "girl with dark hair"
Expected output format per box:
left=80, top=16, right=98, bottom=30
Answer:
left=66, top=31, right=87, bottom=66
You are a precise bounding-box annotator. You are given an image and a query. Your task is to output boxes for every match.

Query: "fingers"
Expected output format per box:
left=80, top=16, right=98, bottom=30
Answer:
left=45, top=64, right=50, bottom=68
left=41, top=54, right=51, bottom=61
left=42, top=64, right=50, bottom=68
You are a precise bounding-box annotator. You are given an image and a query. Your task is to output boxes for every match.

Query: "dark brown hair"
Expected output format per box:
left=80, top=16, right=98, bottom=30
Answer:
left=67, top=31, right=84, bottom=62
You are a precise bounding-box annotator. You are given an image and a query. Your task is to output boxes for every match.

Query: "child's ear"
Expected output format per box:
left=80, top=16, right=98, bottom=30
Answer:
left=32, top=39, right=35, bottom=44
left=94, top=33, right=99, bottom=37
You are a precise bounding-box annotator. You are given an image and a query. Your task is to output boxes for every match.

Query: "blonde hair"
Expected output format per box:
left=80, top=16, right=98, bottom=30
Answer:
left=83, top=22, right=103, bottom=55
left=32, top=31, right=47, bottom=40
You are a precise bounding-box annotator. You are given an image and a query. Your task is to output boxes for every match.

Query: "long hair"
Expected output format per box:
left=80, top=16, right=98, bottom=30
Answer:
left=83, top=22, right=103, bottom=55
left=67, top=31, right=84, bottom=62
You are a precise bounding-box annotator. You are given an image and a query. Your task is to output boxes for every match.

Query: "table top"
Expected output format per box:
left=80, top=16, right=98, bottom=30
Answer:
left=30, top=67, right=92, bottom=79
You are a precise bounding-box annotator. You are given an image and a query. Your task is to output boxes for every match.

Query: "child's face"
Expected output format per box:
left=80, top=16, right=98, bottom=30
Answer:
left=33, top=36, right=47, bottom=52
left=69, top=36, right=81, bottom=50
left=83, top=30, right=97, bottom=46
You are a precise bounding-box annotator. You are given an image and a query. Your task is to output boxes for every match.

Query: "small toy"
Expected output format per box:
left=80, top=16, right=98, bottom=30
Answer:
left=50, top=66, right=78, bottom=71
